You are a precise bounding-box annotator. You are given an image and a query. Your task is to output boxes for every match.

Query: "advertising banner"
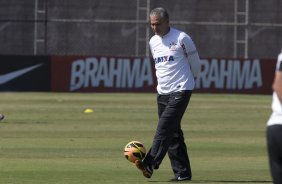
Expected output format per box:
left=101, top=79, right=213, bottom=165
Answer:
left=194, top=58, right=276, bottom=94
left=51, top=56, right=157, bottom=92
left=0, top=55, right=276, bottom=94
left=0, top=55, right=50, bottom=91
left=51, top=56, right=276, bottom=94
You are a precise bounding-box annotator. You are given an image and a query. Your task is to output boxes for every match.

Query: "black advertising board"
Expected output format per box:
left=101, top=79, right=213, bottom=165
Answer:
left=0, top=55, right=51, bottom=91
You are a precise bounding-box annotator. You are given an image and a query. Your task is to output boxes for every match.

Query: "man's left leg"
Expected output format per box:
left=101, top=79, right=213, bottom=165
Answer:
left=168, top=130, right=192, bottom=180
left=167, top=91, right=192, bottom=180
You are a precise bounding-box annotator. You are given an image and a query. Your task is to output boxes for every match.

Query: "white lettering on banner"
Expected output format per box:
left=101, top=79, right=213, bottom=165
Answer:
left=70, top=59, right=85, bottom=91
left=196, top=59, right=262, bottom=90
left=70, top=57, right=153, bottom=91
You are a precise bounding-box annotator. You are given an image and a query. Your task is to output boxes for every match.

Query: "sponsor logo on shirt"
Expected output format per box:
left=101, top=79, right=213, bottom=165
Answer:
left=169, top=42, right=177, bottom=51
left=154, top=56, right=174, bottom=64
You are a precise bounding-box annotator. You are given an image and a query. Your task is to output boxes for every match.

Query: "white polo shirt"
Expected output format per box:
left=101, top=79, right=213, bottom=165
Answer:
left=149, top=27, right=200, bottom=95
left=267, top=51, right=282, bottom=126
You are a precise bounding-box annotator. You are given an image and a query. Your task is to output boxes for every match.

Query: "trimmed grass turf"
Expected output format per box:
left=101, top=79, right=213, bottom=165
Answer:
left=0, top=92, right=272, bottom=184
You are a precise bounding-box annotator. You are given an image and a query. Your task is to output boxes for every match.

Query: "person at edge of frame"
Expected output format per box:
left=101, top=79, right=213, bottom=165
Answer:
left=267, top=49, right=282, bottom=184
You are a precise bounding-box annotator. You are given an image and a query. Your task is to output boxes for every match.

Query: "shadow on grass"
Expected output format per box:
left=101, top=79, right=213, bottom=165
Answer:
left=149, top=180, right=272, bottom=183
left=193, top=180, right=271, bottom=183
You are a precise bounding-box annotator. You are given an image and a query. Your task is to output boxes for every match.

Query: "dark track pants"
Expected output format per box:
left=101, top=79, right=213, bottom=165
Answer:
left=267, top=124, right=282, bottom=184
left=143, top=90, right=192, bottom=178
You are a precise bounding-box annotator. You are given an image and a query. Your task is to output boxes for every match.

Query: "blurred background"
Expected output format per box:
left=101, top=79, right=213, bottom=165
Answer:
left=0, top=0, right=281, bottom=59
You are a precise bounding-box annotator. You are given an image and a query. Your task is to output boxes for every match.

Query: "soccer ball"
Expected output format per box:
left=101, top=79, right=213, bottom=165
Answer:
left=124, top=141, right=146, bottom=163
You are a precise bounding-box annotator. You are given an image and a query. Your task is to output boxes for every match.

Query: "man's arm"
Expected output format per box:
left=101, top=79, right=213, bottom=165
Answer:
left=273, top=71, right=282, bottom=104
left=181, top=36, right=201, bottom=78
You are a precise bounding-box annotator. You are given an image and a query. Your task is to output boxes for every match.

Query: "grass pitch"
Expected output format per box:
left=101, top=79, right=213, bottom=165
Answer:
left=0, top=92, right=272, bottom=184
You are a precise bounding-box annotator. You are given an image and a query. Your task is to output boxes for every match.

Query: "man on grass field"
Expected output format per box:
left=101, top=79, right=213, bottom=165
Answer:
left=134, top=7, right=201, bottom=182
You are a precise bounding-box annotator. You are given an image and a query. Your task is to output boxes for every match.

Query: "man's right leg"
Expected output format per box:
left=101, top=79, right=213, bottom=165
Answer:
left=135, top=94, right=168, bottom=178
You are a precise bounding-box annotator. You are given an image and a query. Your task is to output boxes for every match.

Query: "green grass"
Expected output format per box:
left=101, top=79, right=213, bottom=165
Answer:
left=0, top=92, right=272, bottom=184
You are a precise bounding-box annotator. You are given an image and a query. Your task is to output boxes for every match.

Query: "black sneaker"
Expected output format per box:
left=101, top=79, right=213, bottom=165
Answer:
left=170, top=176, right=191, bottom=182
left=135, top=160, right=153, bottom=178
